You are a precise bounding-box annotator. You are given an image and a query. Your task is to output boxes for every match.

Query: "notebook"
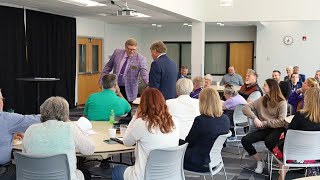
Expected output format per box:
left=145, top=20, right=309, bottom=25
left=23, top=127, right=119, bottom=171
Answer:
left=110, top=137, right=124, bottom=144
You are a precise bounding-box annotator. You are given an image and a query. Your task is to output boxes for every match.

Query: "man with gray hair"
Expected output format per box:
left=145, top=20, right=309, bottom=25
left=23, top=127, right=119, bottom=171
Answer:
left=149, top=41, right=178, bottom=100
left=84, top=74, right=131, bottom=121
left=0, top=89, right=40, bottom=178
left=166, top=78, right=200, bottom=140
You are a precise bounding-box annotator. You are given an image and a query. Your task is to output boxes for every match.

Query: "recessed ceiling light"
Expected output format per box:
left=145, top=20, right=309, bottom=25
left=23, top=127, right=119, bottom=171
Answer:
left=219, top=24, right=225, bottom=26
left=183, top=23, right=188, bottom=26
left=133, top=12, right=151, bottom=18
left=220, top=0, right=233, bottom=7
left=152, top=24, right=157, bottom=26
left=157, top=25, right=162, bottom=27
left=58, top=0, right=107, bottom=7
left=188, top=24, right=192, bottom=27
left=98, top=13, right=107, bottom=16
left=216, top=22, right=222, bottom=25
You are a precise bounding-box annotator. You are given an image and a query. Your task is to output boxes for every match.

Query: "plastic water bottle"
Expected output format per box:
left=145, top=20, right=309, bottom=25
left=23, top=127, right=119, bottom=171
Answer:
left=109, top=109, right=115, bottom=125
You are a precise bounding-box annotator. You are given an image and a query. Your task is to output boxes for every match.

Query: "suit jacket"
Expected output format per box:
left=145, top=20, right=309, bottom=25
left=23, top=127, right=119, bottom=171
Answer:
left=99, top=49, right=148, bottom=102
left=279, top=81, right=291, bottom=99
left=149, top=54, right=178, bottom=100
left=299, top=74, right=306, bottom=83
left=185, top=114, right=230, bottom=166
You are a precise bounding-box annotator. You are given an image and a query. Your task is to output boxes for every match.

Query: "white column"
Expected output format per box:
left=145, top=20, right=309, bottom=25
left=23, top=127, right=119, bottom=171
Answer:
left=191, top=22, right=205, bottom=78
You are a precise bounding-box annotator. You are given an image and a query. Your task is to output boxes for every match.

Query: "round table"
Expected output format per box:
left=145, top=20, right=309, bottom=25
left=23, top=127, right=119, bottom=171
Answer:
left=13, top=121, right=135, bottom=158
left=293, top=176, right=320, bottom=180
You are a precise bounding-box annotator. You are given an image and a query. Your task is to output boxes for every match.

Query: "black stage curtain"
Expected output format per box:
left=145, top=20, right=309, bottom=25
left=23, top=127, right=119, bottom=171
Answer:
left=25, top=10, right=76, bottom=113
left=0, top=6, right=27, bottom=112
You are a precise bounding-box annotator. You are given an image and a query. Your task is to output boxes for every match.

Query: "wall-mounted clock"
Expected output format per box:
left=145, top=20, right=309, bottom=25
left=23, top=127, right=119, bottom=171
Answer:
left=283, top=36, right=293, bottom=45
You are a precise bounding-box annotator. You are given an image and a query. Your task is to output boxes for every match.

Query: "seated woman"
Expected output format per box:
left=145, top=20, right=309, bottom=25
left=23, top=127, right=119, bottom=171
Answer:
left=190, top=76, right=204, bottom=99
left=276, top=87, right=320, bottom=180
left=184, top=88, right=230, bottom=172
left=241, top=79, right=287, bottom=174
left=222, top=84, right=247, bottom=139
left=23, top=97, right=95, bottom=180
left=112, top=88, right=179, bottom=180
left=288, top=77, right=319, bottom=113
left=167, top=78, right=200, bottom=140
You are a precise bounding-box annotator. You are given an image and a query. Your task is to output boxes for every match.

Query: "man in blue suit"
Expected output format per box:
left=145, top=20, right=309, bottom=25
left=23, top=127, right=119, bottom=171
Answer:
left=149, top=41, right=178, bottom=100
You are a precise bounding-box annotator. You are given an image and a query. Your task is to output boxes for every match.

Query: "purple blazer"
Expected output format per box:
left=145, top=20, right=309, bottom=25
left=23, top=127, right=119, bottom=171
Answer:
left=99, top=49, right=148, bottom=102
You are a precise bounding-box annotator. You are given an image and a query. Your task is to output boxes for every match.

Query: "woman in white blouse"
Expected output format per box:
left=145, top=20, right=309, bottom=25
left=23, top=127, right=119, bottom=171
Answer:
left=23, top=97, right=95, bottom=180
left=112, top=88, right=179, bottom=180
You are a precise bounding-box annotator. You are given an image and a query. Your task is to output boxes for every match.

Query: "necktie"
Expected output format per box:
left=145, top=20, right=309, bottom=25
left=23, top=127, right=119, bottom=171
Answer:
left=118, top=57, right=129, bottom=86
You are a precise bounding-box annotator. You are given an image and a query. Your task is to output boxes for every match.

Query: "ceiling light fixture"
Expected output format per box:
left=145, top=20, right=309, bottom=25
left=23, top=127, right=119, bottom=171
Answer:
left=152, top=24, right=157, bottom=26
left=188, top=24, right=192, bottom=27
left=133, top=12, right=150, bottom=18
left=157, top=25, right=162, bottom=27
left=58, top=0, right=107, bottom=7
left=220, top=0, right=233, bottom=7
left=183, top=23, right=188, bottom=26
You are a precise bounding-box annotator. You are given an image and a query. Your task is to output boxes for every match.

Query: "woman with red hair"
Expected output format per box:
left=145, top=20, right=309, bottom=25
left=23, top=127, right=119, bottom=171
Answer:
left=112, top=88, right=179, bottom=180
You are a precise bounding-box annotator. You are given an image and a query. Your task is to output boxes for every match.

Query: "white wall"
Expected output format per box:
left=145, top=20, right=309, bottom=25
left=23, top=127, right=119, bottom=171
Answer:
left=256, top=21, right=320, bottom=86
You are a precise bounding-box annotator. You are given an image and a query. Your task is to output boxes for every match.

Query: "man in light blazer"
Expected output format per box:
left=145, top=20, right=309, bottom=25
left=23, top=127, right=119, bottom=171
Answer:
left=99, top=38, right=148, bottom=103
left=149, top=41, right=178, bottom=100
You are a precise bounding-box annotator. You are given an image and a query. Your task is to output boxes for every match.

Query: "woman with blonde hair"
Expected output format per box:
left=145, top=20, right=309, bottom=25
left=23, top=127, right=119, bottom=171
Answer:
left=276, top=87, right=320, bottom=180
left=183, top=88, right=230, bottom=172
left=288, top=77, right=319, bottom=113
left=112, top=88, right=179, bottom=180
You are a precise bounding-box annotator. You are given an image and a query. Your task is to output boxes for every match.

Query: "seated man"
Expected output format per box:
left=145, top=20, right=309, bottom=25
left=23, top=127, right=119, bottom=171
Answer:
left=238, top=69, right=263, bottom=103
left=204, top=74, right=213, bottom=88
left=290, top=73, right=302, bottom=93
left=167, top=78, right=200, bottom=140
left=272, top=70, right=291, bottom=99
left=220, top=66, right=244, bottom=86
left=190, top=76, right=204, bottom=99
left=177, top=65, right=189, bottom=79
left=0, top=89, right=40, bottom=177
left=293, top=66, right=306, bottom=83
left=84, top=74, right=131, bottom=121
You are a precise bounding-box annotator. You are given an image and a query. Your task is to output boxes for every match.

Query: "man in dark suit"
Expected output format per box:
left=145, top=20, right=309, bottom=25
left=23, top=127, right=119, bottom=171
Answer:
left=293, top=66, right=306, bottom=83
left=149, top=41, right=178, bottom=100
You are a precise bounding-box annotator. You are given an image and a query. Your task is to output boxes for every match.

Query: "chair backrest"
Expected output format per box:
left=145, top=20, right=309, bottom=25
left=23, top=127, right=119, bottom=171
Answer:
left=284, top=130, right=320, bottom=165
left=144, top=143, right=188, bottom=180
left=209, top=131, right=232, bottom=169
left=14, top=152, right=70, bottom=180
left=233, top=104, right=248, bottom=125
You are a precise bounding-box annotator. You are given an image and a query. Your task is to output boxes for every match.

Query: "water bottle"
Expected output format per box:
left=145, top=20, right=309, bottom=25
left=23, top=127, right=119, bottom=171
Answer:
left=109, top=109, right=115, bottom=125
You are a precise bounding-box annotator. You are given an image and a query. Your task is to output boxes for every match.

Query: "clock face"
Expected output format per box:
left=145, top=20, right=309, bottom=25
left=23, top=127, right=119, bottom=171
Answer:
left=283, top=36, right=293, bottom=45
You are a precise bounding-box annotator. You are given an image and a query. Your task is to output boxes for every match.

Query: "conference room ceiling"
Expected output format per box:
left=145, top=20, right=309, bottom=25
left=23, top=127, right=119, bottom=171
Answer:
left=0, top=0, right=189, bottom=24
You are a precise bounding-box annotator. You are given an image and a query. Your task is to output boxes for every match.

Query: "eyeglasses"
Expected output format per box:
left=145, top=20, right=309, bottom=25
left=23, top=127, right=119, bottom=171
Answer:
left=126, top=47, right=137, bottom=52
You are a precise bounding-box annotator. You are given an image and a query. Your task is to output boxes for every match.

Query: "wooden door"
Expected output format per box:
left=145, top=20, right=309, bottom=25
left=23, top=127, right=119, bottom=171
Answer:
left=77, top=37, right=102, bottom=105
left=229, top=43, right=253, bottom=81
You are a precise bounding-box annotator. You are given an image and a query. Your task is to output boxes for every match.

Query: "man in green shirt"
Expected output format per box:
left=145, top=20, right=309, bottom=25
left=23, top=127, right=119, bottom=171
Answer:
left=84, top=74, right=131, bottom=121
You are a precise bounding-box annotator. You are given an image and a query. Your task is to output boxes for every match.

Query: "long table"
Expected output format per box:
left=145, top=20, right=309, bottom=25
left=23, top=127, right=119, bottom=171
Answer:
left=13, top=121, right=135, bottom=158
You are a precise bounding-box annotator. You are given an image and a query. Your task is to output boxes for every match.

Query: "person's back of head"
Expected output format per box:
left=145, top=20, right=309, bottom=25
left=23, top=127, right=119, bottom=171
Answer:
left=176, top=78, right=193, bottom=96
left=137, top=88, right=174, bottom=133
left=199, top=88, right=222, bottom=117
left=102, top=74, right=117, bottom=90
left=40, top=96, right=69, bottom=122
left=302, top=87, right=320, bottom=123
left=223, top=84, right=237, bottom=97
left=150, top=41, right=167, bottom=53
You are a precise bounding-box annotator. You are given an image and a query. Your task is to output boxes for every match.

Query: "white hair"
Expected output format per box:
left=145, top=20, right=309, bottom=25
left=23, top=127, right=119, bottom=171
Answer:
left=176, top=78, right=193, bottom=96
left=286, top=66, right=293, bottom=71
left=204, top=74, right=213, bottom=81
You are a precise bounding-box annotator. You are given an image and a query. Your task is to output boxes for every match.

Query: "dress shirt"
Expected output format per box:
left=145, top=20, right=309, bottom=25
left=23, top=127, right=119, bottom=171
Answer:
left=166, top=95, right=200, bottom=140
left=0, top=112, right=40, bottom=165
left=220, top=73, right=244, bottom=86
